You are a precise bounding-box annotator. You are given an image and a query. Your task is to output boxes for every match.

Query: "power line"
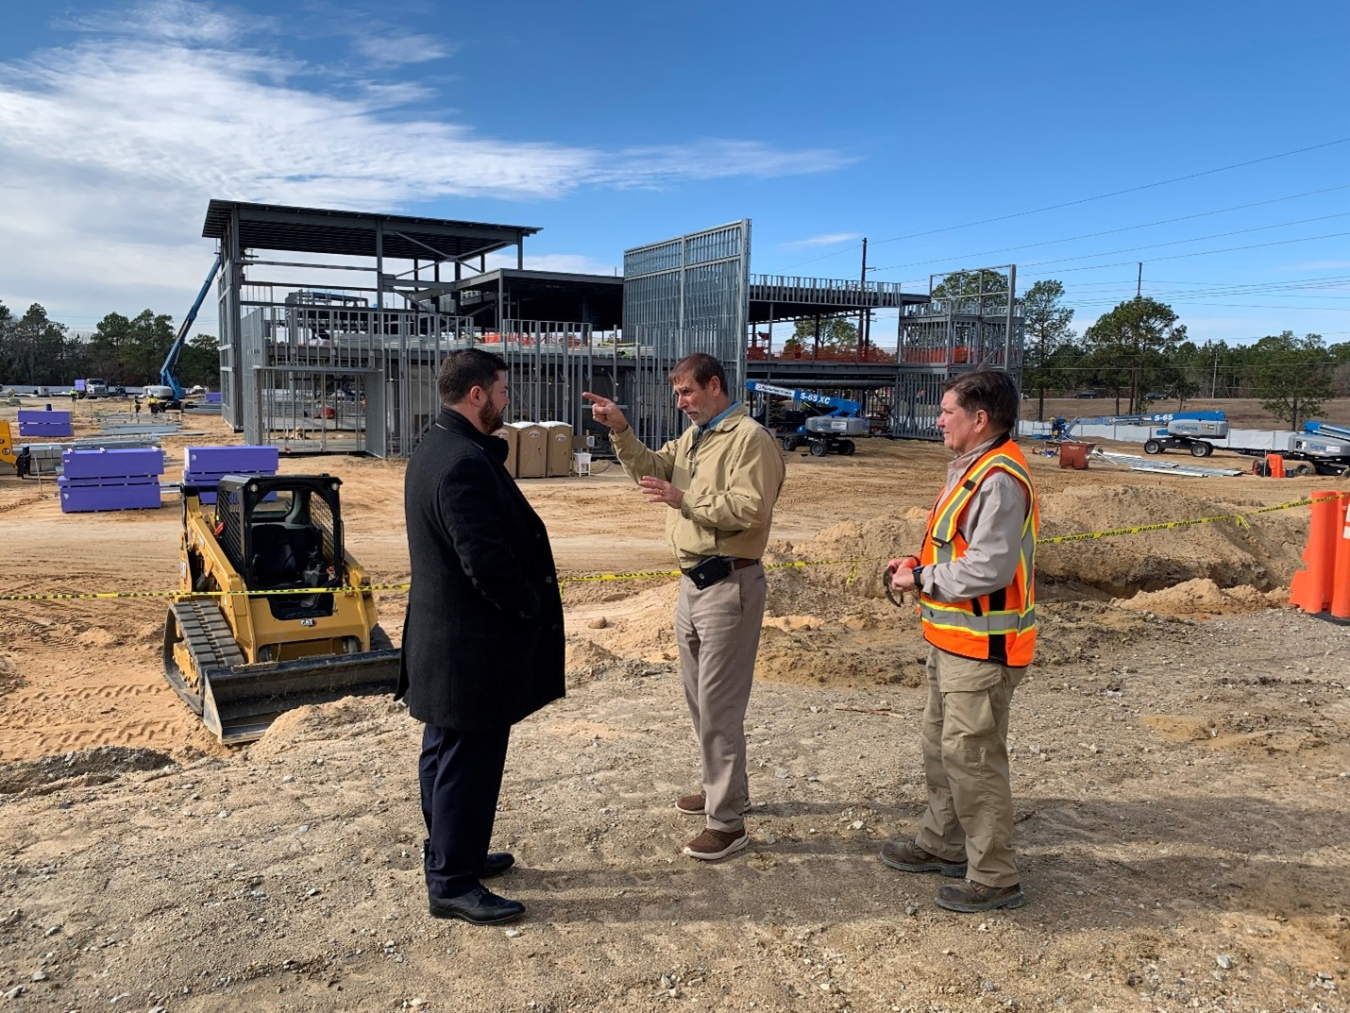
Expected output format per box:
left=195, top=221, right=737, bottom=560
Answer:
left=1070, top=301, right=1350, bottom=312
left=781, top=136, right=1350, bottom=270
left=1019, top=229, right=1350, bottom=277
left=1013, top=211, right=1350, bottom=271
left=867, top=184, right=1350, bottom=274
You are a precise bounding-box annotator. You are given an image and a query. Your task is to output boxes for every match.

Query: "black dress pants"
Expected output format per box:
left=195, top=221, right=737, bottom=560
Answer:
left=418, top=722, right=511, bottom=899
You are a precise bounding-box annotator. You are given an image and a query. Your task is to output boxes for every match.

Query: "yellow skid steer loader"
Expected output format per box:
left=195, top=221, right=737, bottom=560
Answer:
left=163, top=474, right=399, bottom=744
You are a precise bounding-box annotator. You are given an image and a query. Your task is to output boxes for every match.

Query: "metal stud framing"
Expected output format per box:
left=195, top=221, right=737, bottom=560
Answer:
left=623, top=221, right=751, bottom=445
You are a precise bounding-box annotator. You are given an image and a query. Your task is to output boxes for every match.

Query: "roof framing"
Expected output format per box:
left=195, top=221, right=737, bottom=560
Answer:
left=202, top=200, right=540, bottom=263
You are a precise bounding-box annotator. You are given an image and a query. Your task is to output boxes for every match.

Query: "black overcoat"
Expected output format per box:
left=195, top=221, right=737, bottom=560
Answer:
left=396, top=409, right=565, bottom=730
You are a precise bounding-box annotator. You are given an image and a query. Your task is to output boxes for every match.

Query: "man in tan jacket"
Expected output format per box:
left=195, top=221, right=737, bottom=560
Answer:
left=584, top=354, right=784, bottom=861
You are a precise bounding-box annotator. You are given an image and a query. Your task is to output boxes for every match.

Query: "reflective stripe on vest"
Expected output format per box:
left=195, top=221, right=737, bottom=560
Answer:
left=919, top=436, right=1038, bottom=667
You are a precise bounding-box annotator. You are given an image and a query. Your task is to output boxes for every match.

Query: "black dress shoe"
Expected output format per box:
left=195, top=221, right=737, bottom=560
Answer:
left=480, top=852, right=515, bottom=879
left=428, top=886, right=525, bottom=924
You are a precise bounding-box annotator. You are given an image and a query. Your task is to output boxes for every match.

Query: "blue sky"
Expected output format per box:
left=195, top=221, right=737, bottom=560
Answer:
left=1, top=0, right=1347, bottom=347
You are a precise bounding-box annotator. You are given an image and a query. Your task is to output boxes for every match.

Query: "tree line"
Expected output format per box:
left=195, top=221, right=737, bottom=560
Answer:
left=1020, top=279, right=1350, bottom=429
left=0, top=301, right=220, bottom=390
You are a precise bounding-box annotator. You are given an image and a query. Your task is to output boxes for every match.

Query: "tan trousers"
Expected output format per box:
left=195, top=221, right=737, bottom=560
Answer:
left=915, top=646, right=1025, bottom=888
left=675, top=564, right=766, bottom=833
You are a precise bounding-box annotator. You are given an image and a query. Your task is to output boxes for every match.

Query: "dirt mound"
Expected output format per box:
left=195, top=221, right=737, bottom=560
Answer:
left=565, top=638, right=622, bottom=685
left=0, top=745, right=173, bottom=796
left=1038, top=485, right=1307, bottom=594
left=249, top=695, right=402, bottom=759
left=0, top=654, right=22, bottom=694
left=1116, top=578, right=1287, bottom=618
left=76, top=627, right=119, bottom=648
left=770, top=510, right=929, bottom=600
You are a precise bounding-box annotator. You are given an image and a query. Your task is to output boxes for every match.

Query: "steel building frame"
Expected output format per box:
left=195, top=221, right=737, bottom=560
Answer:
left=623, top=221, right=751, bottom=446
left=202, top=200, right=588, bottom=458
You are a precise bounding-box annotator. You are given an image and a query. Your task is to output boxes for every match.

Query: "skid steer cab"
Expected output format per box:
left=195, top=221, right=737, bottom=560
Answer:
left=164, top=474, right=398, bottom=744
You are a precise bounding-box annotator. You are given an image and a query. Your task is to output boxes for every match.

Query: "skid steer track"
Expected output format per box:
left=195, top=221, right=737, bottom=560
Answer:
left=164, top=600, right=399, bottom=745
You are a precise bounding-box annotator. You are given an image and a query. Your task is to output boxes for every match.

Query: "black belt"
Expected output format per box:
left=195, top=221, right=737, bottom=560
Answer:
left=681, top=557, right=759, bottom=577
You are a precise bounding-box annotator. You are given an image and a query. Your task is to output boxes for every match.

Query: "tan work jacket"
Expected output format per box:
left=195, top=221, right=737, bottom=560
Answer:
left=611, top=403, right=785, bottom=569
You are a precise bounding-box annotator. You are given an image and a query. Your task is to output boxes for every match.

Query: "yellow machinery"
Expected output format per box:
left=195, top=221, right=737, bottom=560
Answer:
left=163, top=473, right=399, bottom=744
left=0, top=421, right=14, bottom=474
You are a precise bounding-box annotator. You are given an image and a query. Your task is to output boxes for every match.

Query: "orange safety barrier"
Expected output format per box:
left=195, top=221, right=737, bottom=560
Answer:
left=1290, top=490, right=1350, bottom=620
left=1264, top=453, right=1286, bottom=478
left=1332, top=495, right=1350, bottom=620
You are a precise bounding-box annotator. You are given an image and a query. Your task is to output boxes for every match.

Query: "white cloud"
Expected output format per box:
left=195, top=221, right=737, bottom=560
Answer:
left=352, top=31, right=454, bottom=66
left=0, top=0, right=850, bottom=329
left=59, top=0, right=255, bottom=44
left=781, top=232, right=863, bottom=250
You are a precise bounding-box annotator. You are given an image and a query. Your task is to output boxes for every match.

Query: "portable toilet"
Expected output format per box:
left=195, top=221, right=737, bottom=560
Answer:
left=508, top=422, right=547, bottom=479
left=540, top=421, right=574, bottom=477
left=494, top=425, right=520, bottom=477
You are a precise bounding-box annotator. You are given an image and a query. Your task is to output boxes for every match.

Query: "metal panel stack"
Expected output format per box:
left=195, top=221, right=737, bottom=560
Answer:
left=183, top=445, right=280, bottom=503
left=58, top=448, right=165, bottom=513
left=18, top=409, right=73, bottom=438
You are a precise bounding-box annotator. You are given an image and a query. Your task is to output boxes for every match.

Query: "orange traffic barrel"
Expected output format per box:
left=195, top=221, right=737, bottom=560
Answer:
left=1290, top=490, right=1341, bottom=614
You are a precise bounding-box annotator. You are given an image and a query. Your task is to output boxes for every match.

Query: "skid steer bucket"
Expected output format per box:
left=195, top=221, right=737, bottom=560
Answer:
left=200, top=650, right=400, bottom=745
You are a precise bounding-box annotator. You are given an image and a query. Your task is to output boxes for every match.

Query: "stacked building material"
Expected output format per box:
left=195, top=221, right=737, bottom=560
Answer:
left=18, top=409, right=73, bottom=438
left=58, top=448, right=164, bottom=513
left=183, top=445, right=279, bottom=503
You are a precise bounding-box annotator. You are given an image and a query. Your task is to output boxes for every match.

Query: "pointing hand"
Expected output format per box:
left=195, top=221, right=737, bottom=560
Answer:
left=582, top=392, right=629, bottom=434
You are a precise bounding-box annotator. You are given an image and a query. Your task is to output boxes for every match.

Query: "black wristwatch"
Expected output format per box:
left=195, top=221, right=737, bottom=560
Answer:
left=910, top=565, right=926, bottom=589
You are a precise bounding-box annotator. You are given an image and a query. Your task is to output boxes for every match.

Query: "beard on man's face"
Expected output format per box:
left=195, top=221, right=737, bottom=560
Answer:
left=479, top=401, right=505, bottom=433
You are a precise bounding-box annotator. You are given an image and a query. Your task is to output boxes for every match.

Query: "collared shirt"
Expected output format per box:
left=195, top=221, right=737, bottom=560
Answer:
left=920, top=434, right=1031, bottom=604
left=690, top=400, right=741, bottom=453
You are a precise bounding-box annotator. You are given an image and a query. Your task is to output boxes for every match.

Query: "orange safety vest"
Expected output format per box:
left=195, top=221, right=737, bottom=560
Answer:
left=919, top=435, right=1038, bottom=667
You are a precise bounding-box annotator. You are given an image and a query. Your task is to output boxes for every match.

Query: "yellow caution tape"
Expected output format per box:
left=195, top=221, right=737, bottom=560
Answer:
left=3, top=494, right=1345, bottom=604
left=0, top=584, right=409, bottom=602
left=1039, top=492, right=1346, bottom=546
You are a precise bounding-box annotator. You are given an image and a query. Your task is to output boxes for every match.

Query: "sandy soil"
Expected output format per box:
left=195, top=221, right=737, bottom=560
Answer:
left=0, top=396, right=1348, bottom=1013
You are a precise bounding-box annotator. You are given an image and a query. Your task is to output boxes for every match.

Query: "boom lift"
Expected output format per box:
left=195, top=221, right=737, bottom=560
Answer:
left=745, top=381, right=868, bottom=457
left=1141, top=417, right=1229, bottom=458
left=1249, top=422, right=1350, bottom=477
left=154, top=254, right=222, bottom=407
left=163, top=473, right=398, bottom=744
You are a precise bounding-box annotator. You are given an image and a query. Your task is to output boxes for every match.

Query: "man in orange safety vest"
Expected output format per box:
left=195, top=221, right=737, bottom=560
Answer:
left=880, top=370, right=1038, bottom=913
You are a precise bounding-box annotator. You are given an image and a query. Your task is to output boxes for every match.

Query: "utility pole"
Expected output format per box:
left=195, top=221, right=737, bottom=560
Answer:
left=1136, top=262, right=1143, bottom=299
left=857, top=238, right=868, bottom=363
left=1211, top=348, right=1219, bottom=399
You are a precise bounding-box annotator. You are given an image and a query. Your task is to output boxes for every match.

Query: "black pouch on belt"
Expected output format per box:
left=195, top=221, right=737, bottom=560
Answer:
left=685, top=555, right=733, bottom=590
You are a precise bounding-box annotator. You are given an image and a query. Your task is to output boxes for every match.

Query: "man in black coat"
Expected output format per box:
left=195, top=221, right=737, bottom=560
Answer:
left=397, top=348, right=565, bottom=925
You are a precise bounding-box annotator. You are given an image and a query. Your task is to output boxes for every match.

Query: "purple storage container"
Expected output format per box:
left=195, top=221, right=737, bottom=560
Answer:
left=58, top=477, right=163, bottom=513
left=62, top=447, right=164, bottom=480
left=183, top=445, right=279, bottom=504
left=17, top=409, right=73, bottom=438
left=184, top=446, right=279, bottom=475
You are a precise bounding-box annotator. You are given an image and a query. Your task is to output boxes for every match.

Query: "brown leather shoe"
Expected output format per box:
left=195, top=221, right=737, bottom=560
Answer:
left=675, top=792, right=705, bottom=815
left=935, top=879, right=1026, bottom=913
left=682, top=827, right=749, bottom=861
left=879, top=838, right=967, bottom=877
